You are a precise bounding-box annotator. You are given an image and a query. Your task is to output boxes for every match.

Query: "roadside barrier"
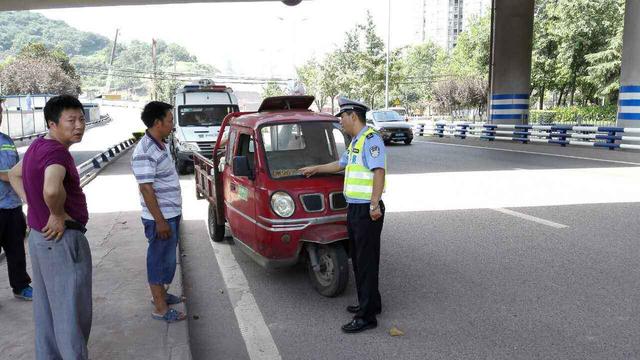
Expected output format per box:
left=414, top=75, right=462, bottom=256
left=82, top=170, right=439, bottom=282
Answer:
left=11, top=114, right=113, bottom=142
left=413, top=123, right=640, bottom=150
left=77, top=137, right=136, bottom=187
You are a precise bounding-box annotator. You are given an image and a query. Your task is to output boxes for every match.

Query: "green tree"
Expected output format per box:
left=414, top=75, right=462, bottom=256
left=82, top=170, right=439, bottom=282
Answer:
left=397, top=41, right=447, bottom=113
left=261, top=81, right=285, bottom=98
left=447, top=14, right=491, bottom=77
left=320, top=54, right=341, bottom=112
left=549, top=0, right=622, bottom=105
left=357, top=12, right=386, bottom=107
left=297, top=59, right=326, bottom=110
left=0, top=56, right=80, bottom=95
left=18, top=42, right=80, bottom=85
left=584, top=0, right=625, bottom=104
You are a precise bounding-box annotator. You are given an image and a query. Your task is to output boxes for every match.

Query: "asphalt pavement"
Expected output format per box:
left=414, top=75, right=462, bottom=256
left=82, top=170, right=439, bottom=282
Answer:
left=4, top=120, right=640, bottom=359
left=179, top=136, right=640, bottom=360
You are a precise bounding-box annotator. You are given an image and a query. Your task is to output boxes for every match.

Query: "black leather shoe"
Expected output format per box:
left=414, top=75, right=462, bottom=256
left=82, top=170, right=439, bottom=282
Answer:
left=341, top=318, right=377, bottom=333
left=346, top=305, right=381, bottom=315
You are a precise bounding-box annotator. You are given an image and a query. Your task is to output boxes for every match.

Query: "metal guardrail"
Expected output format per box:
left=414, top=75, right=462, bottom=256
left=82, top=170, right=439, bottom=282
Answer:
left=413, top=123, right=640, bottom=151
left=11, top=114, right=113, bottom=142
left=77, top=137, right=136, bottom=187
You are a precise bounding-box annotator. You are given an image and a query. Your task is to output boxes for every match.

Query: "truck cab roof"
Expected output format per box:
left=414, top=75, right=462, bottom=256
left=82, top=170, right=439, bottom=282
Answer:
left=229, top=96, right=338, bottom=129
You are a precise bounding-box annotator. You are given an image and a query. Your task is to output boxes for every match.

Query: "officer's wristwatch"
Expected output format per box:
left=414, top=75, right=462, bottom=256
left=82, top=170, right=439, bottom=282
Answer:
left=369, top=204, right=379, bottom=211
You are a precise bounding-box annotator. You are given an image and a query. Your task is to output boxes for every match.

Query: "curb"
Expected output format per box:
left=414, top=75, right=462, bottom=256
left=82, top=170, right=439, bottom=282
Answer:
left=170, top=244, right=192, bottom=360
left=79, top=138, right=137, bottom=188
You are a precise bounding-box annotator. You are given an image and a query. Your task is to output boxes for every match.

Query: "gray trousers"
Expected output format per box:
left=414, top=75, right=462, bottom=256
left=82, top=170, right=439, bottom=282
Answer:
left=29, top=229, right=92, bottom=360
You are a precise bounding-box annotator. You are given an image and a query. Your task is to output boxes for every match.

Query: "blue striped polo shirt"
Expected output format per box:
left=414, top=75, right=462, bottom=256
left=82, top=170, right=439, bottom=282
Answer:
left=131, top=132, right=182, bottom=220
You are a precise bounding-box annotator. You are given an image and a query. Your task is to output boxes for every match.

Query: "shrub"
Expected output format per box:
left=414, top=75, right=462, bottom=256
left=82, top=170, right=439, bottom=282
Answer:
left=530, top=106, right=617, bottom=125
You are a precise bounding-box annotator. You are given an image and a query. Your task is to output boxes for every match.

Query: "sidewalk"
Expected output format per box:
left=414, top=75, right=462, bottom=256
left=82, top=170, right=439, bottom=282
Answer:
left=0, top=149, right=191, bottom=360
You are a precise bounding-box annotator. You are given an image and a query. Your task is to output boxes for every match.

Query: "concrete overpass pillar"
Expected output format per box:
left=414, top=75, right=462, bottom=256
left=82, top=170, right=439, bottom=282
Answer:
left=489, top=0, right=535, bottom=125
left=617, top=0, right=640, bottom=128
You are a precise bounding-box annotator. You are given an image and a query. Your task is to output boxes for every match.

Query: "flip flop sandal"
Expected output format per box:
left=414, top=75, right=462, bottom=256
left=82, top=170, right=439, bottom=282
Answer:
left=150, top=293, right=185, bottom=306
left=151, top=308, right=186, bottom=323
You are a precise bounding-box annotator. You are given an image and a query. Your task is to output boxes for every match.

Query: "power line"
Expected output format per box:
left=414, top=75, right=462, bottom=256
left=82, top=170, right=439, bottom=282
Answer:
left=76, top=70, right=290, bottom=85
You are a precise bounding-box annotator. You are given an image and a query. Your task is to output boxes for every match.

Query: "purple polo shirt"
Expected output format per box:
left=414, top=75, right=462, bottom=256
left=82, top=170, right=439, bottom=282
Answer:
left=22, top=137, right=88, bottom=231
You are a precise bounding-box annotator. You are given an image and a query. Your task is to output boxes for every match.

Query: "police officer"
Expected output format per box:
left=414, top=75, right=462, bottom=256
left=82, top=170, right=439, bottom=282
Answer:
left=300, top=97, right=386, bottom=333
left=0, top=98, right=32, bottom=301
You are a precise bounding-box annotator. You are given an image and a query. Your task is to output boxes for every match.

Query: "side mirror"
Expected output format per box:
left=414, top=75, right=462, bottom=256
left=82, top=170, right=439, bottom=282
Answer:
left=232, top=156, right=254, bottom=179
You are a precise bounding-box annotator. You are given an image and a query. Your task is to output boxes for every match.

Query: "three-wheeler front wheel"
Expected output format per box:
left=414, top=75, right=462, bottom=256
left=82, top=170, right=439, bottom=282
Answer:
left=307, top=243, right=349, bottom=297
left=207, top=203, right=225, bottom=242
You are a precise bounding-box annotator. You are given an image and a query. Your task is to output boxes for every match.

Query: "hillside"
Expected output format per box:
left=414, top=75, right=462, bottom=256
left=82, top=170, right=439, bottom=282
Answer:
left=0, top=12, right=109, bottom=57
left=0, top=11, right=217, bottom=95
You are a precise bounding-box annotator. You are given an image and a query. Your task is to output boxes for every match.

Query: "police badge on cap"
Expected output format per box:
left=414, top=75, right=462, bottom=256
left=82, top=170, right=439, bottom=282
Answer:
left=334, top=97, right=370, bottom=117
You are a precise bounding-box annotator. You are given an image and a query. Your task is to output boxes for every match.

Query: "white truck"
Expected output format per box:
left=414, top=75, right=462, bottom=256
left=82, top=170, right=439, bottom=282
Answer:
left=171, top=80, right=239, bottom=174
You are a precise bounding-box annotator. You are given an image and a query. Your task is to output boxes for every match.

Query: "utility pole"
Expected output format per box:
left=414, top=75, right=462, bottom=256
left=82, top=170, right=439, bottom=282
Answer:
left=384, top=0, right=391, bottom=109
left=151, top=38, right=158, bottom=101
left=105, top=28, right=119, bottom=94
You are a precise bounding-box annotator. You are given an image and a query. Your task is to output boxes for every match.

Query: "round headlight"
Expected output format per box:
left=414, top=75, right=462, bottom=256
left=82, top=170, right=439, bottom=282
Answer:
left=271, top=191, right=295, bottom=218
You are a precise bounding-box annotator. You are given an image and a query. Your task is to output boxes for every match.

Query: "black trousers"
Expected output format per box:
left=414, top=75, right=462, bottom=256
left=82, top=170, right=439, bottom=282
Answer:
left=0, top=206, right=30, bottom=293
left=347, top=201, right=384, bottom=322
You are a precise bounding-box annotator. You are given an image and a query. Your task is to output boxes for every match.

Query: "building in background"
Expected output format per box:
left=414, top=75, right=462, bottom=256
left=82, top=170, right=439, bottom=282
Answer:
left=422, top=0, right=491, bottom=51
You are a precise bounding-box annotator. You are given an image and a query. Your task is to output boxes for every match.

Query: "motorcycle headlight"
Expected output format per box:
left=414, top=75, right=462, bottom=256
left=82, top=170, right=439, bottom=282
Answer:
left=271, top=191, right=295, bottom=218
left=180, top=141, right=200, bottom=152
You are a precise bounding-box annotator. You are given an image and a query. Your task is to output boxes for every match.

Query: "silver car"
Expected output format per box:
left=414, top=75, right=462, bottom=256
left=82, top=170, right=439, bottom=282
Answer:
left=366, top=110, right=414, bottom=145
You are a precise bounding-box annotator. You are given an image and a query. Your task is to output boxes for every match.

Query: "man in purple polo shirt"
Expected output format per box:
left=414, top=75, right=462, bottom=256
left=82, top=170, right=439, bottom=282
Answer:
left=9, top=95, right=92, bottom=360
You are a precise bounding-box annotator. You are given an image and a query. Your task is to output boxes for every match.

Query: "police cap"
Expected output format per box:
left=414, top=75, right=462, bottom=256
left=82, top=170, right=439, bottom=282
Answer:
left=334, top=97, right=370, bottom=117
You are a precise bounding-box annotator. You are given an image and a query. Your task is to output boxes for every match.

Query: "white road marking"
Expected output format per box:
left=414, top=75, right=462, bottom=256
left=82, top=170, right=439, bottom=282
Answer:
left=492, top=208, right=568, bottom=229
left=414, top=139, right=640, bottom=166
left=208, top=229, right=282, bottom=360
left=384, top=167, right=640, bottom=212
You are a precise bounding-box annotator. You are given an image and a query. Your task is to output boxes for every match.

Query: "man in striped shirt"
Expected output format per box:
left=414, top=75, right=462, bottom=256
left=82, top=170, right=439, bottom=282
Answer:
left=131, top=101, right=185, bottom=323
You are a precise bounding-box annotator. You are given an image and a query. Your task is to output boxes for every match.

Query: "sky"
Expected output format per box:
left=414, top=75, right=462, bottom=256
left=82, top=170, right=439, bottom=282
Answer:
left=36, top=0, right=425, bottom=82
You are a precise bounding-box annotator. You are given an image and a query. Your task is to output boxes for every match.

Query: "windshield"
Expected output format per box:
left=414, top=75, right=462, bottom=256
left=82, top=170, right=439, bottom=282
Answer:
left=373, top=111, right=404, bottom=122
left=260, top=122, right=347, bottom=179
left=390, top=108, right=407, bottom=116
left=178, top=105, right=238, bottom=126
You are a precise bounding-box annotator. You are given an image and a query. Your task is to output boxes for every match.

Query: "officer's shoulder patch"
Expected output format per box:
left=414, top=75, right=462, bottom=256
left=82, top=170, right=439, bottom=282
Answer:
left=369, top=145, right=380, bottom=158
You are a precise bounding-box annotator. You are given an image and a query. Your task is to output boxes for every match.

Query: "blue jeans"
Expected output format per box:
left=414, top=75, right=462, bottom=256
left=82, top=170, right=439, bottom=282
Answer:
left=142, top=215, right=180, bottom=285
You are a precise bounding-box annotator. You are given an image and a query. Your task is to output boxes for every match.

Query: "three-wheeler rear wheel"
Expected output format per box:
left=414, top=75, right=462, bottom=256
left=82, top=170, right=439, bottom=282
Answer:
left=207, top=203, right=225, bottom=242
left=307, top=243, right=349, bottom=297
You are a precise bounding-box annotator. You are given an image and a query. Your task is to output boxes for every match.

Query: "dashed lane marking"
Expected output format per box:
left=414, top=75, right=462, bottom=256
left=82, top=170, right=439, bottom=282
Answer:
left=492, top=208, right=569, bottom=229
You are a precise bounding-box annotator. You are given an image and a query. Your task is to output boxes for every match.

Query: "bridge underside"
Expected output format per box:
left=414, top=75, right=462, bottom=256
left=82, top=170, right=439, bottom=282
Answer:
left=0, top=0, right=281, bottom=11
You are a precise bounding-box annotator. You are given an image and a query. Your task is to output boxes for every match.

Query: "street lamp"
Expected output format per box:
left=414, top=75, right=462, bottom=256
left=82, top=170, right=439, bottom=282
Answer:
left=384, top=0, right=390, bottom=109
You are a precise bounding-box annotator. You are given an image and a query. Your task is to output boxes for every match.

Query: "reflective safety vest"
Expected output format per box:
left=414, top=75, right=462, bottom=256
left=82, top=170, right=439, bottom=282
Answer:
left=344, top=127, right=386, bottom=201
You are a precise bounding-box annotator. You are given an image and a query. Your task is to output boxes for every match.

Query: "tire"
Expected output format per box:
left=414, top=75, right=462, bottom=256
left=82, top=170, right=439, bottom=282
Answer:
left=383, top=140, right=391, bottom=146
left=207, top=203, right=225, bottom=242
left=176, top=159, right=189, bottom=175
left=307, top=243, right=349, bottom=297
left=404, top=138, right=413, bottom=145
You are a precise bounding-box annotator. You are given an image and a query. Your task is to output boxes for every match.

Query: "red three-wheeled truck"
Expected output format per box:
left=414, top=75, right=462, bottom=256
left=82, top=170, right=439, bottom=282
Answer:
left=194, top=96, right=351, bottom=297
